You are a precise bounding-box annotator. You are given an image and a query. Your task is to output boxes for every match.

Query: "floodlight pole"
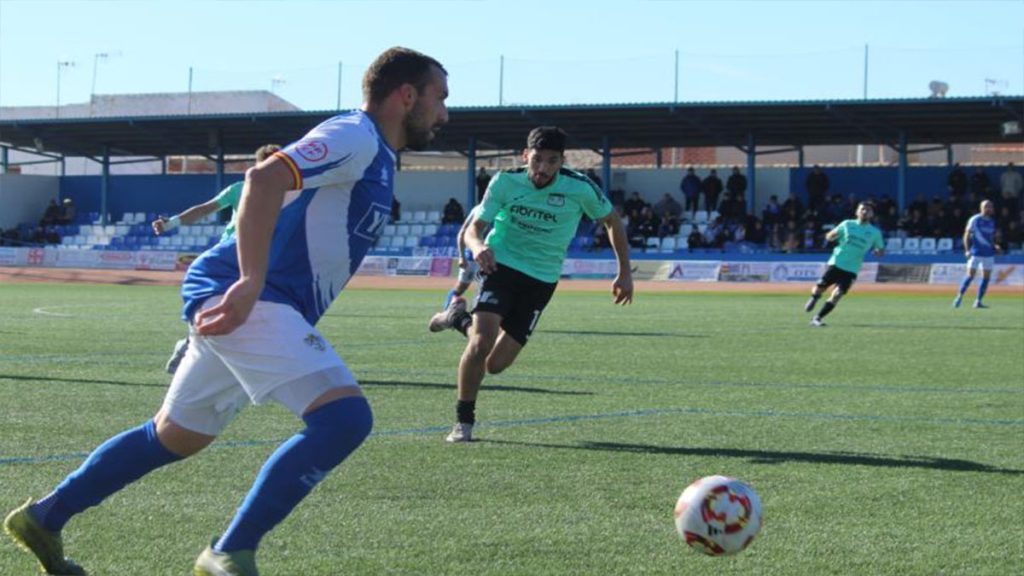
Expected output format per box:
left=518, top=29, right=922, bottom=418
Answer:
left=674, top=49, right=679, bottom=103
left=90, top=53, right=109, bottom=117
left=56, top=60, right=74, bottom=118
left=336, top=61, right=343, bottom=111
left=498, top=55, right=504, bottom=106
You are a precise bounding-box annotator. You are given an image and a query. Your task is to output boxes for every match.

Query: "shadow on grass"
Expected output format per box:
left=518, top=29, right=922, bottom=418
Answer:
left=539, top=329, right=708, bottom=338
left=360, top=379, right=593, bottom=396
left=846, top=323, right=1022, bottom=332
left=485, top=439, right=1024, bottom=475
left=0, top=373, right=166, bottom=388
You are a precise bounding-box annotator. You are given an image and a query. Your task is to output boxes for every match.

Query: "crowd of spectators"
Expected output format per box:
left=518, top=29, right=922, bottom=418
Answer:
left=585, top=162, right=1023, bottom=254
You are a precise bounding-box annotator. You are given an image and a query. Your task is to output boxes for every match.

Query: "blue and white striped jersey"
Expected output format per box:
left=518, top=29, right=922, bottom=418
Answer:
left=965, top=214, right=997, bottom=257
left=181, top=111, right=395, bottom=325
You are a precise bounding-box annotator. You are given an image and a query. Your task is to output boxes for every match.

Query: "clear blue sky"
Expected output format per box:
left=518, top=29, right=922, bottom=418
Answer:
left=1, top=0, right=1022, bottom=111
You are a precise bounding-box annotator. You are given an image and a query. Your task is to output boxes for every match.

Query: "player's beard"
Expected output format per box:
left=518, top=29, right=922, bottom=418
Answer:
left=403, top=101, right=437, bottom=151
left=529, top=170, right=555, bottom=189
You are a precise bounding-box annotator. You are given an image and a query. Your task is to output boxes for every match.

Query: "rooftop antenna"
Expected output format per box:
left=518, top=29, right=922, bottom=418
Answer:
left=928, top=80, right=949, bottom=98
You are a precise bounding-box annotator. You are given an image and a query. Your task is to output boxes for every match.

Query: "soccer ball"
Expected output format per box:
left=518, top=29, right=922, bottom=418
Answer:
left=673, top=475, right=762, bottom=556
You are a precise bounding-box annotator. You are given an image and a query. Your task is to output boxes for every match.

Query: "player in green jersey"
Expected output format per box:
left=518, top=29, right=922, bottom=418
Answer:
left=151, top=144, right=280, bottom=373
left=805, top=202, right=885, bottom=327
left=443, top=127, right=634, bottom=442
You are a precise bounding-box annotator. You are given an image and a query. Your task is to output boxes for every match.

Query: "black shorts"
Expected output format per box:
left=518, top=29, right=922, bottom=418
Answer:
left=816, top=266, right=858, bottom=294
left=473, top=263, right=557, bottom=346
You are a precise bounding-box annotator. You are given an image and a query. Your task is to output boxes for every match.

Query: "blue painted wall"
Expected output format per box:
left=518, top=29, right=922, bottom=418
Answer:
left=60, top=174, right=243, bottom=219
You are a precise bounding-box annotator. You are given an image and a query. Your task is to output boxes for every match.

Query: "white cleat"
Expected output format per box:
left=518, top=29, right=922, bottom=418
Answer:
left=445, top=422, right=473, bottom=443
left=809, top=317, right=826, bottom=327
left=428, top=297, right=467, bottom=332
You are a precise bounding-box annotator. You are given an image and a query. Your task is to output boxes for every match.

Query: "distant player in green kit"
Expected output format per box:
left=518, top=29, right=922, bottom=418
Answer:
left=441, top=126, right=634, bottom=442
left=804, top=201, right=885, bottom=327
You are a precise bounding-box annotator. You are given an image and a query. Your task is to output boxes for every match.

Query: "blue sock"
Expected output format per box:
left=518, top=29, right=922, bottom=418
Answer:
left=977, top=277, right=990, bottom=302
left=442, top=288, right=458, bottom=309
left=958, top=276, right=972, bottom=296
left=214, top=396, right=373, bottom=552
left=31, top=420, right=180, bottom=532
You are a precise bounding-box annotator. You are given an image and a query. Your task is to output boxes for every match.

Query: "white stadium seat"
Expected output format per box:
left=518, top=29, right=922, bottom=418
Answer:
left=902, top=237, right=921, bottom=254
left=919, top=237, right=937, bottom=253
left=426, top=210, right=442, bottom=223
left=659, top=237, right=677, bottom=253
left=885, top=237, right=903, bottom=253
left=409, top=224, right=424, bottom=237
left=403, top=236, right=419, bottom=248
left=395, top=224, right=410, bottom=236
left=937, top=237, right=954, bottom=252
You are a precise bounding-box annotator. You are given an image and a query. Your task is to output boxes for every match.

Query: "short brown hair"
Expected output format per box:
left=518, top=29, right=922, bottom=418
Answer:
left=362, top=47, right=446, bottom=105
left=255, top=144, right=281, bottom=163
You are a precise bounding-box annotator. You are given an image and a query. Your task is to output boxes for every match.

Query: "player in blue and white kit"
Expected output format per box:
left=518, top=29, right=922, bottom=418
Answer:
left=953, top=200, right=1001, bottom=309
left=4, top=47, right=448, bottom=576
left=428, top=204, right=486, bottom=332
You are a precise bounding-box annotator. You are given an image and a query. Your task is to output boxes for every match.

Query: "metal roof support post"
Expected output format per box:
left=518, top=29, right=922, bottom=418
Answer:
left=655, top=148, right=663, bottom=169
left=601, top=136, right=611, bottom=196
left=746, top=133, right=756, bottom=216
left=797, top=146, right=805, bottom=169
left=1, top=146, right=8, bottom=173
left=946, top=145, right=954, bottom=167
left=101, top=146, right=110, bottom=226
left=215, top=143, right=225, bottom=195
left=897, top=131, right=908, bottom=215
left=161, top=156, right=167, bottom=175
left=466, top=136, right=477, bottom=208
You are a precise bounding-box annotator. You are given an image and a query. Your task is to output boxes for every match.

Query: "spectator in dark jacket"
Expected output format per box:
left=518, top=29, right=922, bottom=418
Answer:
left=726, top=167, right=747, bottom=203
left=805, top=165, right=830, bottom=211
left=701, top=169, right=723, bottom=213
left=679, top=167, right=701, bottom=216
left=947, top=163, right=967, bottom=200
left=441, top=198, right=464, bottom=225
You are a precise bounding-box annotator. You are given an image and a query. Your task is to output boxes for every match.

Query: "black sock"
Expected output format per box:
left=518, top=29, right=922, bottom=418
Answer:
left=456, top=400, right=476, bottom=425
left=805, top=294, right=820, bottom=312
left=818, top=301, right=836, bottom=319
left=453, top=311, right=473, bottom=337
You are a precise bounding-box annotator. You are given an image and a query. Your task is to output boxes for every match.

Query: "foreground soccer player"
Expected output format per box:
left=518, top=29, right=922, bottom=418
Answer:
left=4, top=47, right=448, bottom=576
left=804, top=202, right=885, bottom=326
left=152, top=143, right=281, bottom=375
left=953, top=200, right=1001, bottom=309
left=442, top=127, right=634, bottom=442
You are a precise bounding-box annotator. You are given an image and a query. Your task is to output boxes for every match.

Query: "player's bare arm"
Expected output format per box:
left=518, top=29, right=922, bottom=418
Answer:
left=962, top=228, right=972, bottom=258
left=152, top=198, right=221, bottom=235
left=465, top=218, right=495, bottom=273
left=599, top=210, right=634, bottom=305
left=456, top=213, right=473, bottom=267
left=825, top=228, right=840, bottom=243
left=195, top=157, right=293, bottom=335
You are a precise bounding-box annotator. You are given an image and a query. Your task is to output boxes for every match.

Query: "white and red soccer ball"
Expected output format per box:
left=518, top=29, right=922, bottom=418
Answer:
left=674, top=475, right=762, bottom=556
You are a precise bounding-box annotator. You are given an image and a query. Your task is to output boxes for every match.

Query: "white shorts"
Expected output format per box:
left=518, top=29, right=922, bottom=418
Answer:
left=967, top=256, right=994, bottom=272
left=161, top=297, right=358, bottom=435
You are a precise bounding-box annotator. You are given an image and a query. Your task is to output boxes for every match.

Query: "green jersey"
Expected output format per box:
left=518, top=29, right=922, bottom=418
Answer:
left=212, top=181, right=243, bottom=240
left=478, top=168, right=611, bottom=283
left=827, top=219, right=884, bottom=274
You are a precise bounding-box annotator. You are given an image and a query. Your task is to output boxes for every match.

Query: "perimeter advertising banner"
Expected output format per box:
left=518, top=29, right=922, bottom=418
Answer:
left=719, top=261, right=774, bottom=282
left=768, top=262, right=826, bottom=283
left=664, top=260, right=721, bottom=282
left=561, top=258, right=621, bottom=279
left=930, top=262, right=1024, bottom=286
left=876, top=263, right=931, bottom=284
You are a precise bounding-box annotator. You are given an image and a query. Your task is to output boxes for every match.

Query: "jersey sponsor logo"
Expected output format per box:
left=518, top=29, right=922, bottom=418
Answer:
left=547, top=194, right=565, bottom=207
left=303, top=333, right=327, bottom=352
left=296, top=140, right=329, bottom=162
left=509, top=204, right=559, bottom=222
left=353, top=202, right=391, bottom=240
